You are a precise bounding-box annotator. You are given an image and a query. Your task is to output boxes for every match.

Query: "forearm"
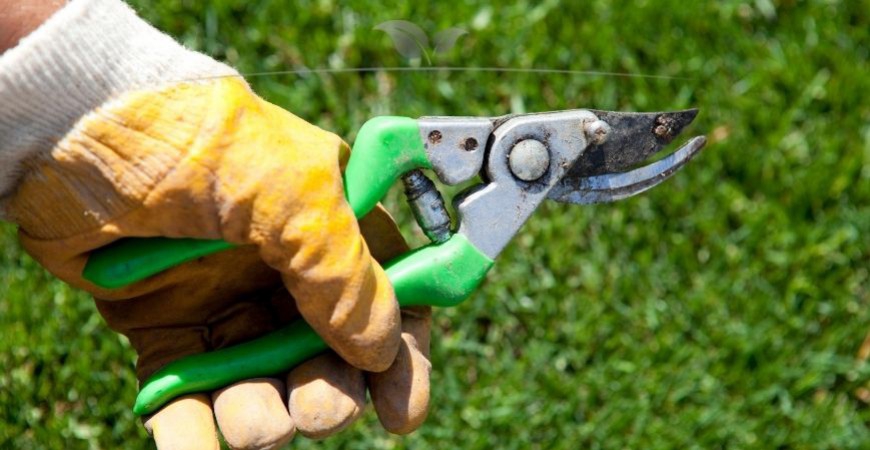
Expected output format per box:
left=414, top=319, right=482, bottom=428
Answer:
left=0, top=0, right=65, bottom=53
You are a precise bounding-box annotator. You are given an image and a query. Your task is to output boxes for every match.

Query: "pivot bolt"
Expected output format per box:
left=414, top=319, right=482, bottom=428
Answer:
left=509, top=139, right=549, bottom=181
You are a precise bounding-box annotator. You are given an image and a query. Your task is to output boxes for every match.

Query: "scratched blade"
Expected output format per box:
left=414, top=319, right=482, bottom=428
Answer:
left=548, top=136, right=706, bottom=204
left=569, top=109, right=699, bottom=178
left=546, top=108, right=701, bottom=204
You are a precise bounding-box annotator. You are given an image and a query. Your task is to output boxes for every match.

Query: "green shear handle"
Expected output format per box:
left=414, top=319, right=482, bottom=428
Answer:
left=83, top=117, right=494, bottom=416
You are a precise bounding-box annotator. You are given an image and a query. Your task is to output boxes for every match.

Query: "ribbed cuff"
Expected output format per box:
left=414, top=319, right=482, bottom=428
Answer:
left=0, top=0, right=239, bottom=199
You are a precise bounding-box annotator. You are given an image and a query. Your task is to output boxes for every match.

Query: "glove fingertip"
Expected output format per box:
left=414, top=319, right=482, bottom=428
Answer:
left=287, top=353, right=366, bottom=439
left=143, top=393, right=220, bottom=450
left=368, top=332, right=432, bottom=435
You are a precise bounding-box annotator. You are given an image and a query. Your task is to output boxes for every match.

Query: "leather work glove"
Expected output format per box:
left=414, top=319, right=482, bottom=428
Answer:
left=0, top=1, right=431, bottom=448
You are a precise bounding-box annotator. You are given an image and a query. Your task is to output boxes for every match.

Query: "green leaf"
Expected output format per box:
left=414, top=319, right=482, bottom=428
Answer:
left=373, top=20, right=430, bottom=61
left=433, top=27, right=468, bottom=55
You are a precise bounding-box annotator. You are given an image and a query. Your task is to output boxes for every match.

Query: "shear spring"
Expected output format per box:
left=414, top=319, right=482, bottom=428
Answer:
left=401, top=170, right=452, bottom=243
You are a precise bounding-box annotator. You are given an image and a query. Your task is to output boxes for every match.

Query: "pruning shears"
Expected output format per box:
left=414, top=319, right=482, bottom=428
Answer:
left=83, top=108, right=706, bottom=415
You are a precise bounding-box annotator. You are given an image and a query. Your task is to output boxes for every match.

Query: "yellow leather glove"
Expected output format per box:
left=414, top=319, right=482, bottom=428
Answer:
left=4, top=77, right=432, bottom=449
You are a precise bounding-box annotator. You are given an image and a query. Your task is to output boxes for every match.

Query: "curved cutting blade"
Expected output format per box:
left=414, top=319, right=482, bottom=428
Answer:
left=571, top=108, right=699, bottom=177
left=548, top=136, right=706, bottom=204
left=547, top=108, right=704, bottom=204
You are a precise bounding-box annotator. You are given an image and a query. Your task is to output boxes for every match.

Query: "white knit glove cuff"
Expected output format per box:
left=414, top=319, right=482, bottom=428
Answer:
left=0, top=0, right=238, bottom=198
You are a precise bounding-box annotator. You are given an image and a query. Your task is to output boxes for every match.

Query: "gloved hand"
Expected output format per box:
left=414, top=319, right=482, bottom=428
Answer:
left=0, top=2, right=435, bottom=446
left=5, top=74, right=433, bottom=448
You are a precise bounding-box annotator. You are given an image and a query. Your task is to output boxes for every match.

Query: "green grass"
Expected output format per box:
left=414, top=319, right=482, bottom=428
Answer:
left=1, top=0, right=868, bottom=448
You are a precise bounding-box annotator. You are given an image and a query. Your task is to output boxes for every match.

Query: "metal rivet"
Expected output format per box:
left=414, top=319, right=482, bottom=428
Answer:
left=462, top=137, right=479, bottom=151
left=509, top=139, right=549, bottom=181
left=584, top=119, right=611, bottom=145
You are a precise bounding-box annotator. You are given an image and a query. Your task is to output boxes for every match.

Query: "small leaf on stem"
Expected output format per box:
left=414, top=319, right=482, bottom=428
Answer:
left=374, top=20, right=431, bottom=61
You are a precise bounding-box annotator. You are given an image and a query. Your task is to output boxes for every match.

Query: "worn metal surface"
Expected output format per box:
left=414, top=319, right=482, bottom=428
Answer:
left=402, top=170, right=452, bottom=243
left=454, top=110, right=597, bottom=259
left=548, top=136, right=707, bottom=204
left=418, top=117, right=494, bottom=185
left=410, top=107, right=704, bottom=256
left=563, top=109, right=699, bottom=178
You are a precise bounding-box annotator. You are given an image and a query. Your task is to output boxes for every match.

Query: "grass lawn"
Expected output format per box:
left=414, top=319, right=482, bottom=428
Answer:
left=1, top=0, right=868, bottom=448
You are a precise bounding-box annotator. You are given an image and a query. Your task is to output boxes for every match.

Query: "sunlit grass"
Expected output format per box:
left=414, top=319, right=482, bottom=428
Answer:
left=1, top=1, right=867, bottom=448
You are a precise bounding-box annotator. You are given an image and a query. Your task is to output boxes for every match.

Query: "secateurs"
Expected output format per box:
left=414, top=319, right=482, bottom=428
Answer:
left=83, top=108, right=706, bottom=415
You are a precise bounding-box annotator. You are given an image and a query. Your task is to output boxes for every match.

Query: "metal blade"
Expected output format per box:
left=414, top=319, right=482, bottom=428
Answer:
left=548, top=136, right=706, bottom=204
left=568, top=109, right=699, bottom=178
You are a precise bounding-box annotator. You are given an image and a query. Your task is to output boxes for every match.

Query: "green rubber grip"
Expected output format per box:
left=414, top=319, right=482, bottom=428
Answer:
left=82, top=238, right=234, bottom=290
left=133, top=234, right=493, bottom=415
left=344, top=116, right=431, bottom=217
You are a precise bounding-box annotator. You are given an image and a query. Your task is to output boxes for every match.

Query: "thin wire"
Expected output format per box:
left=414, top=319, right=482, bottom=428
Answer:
left=170, top=66, right=692, bottom=83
